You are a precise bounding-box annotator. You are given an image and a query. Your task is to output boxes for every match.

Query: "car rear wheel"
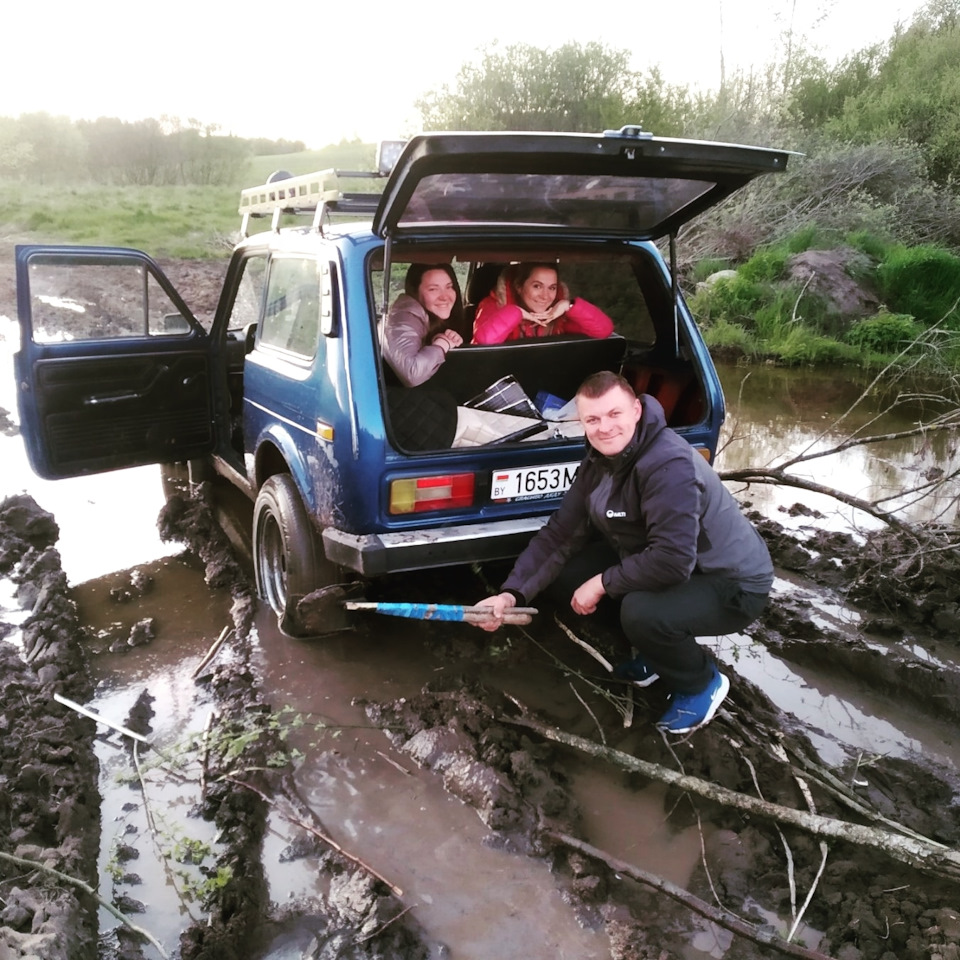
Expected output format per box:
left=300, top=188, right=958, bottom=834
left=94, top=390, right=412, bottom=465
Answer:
left=253, top=473, right=341, bottom=637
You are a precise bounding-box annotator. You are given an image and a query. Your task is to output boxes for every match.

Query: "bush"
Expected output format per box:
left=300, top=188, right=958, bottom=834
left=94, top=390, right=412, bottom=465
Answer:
left=689, top=257, right=731, bottom=284
left=845, top=311, right=923, bottom=352
left=877, top=245, right=960, bottom=328
left=690, top=274, right=766, bottom=326
left=700, top=318, right=754, bottom=357
left=739, top=249, right=789, bottom=282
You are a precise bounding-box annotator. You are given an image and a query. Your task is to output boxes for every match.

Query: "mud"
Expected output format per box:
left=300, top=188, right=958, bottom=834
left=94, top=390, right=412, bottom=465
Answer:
left=2, top=256, right=960, bottom=958
left=5, top=476, right=960, bottom=959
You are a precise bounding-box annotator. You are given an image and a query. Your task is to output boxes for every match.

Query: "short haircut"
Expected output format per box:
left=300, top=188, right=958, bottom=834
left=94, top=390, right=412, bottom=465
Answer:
left=576, top=370, right=637, bottom=400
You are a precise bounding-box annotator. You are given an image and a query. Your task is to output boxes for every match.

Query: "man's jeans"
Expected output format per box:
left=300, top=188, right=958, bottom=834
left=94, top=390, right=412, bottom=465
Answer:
left=548, top=540, right=769, bottom=694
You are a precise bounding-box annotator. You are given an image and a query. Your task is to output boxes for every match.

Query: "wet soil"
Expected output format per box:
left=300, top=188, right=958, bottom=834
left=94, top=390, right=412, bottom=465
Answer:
left=2, top=256, right=960, bottom=959
left=2, top=479, right=960, bottom=960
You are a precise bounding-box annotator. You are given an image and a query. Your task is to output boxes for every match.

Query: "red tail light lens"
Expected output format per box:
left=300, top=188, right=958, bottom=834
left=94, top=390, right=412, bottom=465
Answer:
left=389, top=473, right=476, bottom=514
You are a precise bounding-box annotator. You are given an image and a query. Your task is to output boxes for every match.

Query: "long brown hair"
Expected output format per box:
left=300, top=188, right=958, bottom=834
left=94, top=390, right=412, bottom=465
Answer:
left=404, top=263, right=466, bottom=339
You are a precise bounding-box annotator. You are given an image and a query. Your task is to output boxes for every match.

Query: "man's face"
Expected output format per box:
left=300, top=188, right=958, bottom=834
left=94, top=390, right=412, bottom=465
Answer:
left=576, top=386, right=642, bottom=457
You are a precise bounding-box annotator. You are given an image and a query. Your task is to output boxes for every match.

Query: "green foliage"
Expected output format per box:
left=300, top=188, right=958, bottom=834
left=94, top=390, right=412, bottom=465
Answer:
left=689, top=258, right=732, bottom=284
left=699, top=318, right=754, bottom=357
left=845, top=310, right=924, bottom=351
left=416, top=41, right=641, bottom=133
left=810, top=0, right=960, bottom=184
left=877, top=244, right=960, bottom=327
left=739, top=249, right=789, bottom=282
left=845, top=230, right=893, bottom=262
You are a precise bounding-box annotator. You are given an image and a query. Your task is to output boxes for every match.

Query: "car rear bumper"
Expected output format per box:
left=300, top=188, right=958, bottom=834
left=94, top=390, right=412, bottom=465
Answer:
left=321, top=516, right=548, bottom=577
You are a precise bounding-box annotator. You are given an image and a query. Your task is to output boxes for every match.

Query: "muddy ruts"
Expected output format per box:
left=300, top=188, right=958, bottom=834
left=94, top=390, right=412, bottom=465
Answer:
left=0, top=495, right=99, bottom=960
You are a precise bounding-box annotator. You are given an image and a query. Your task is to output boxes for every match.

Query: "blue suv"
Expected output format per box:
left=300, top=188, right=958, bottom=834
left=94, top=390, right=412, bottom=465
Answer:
left=14, top=127, right=788, bottom=635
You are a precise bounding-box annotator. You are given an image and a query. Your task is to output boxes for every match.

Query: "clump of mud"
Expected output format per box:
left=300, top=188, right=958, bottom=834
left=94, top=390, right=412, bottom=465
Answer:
left=0, top=495, right=100, bottom=960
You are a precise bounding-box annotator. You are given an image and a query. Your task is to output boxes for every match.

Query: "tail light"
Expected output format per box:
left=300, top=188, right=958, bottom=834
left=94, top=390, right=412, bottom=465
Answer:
left=389, top=473, right=475, bottom=514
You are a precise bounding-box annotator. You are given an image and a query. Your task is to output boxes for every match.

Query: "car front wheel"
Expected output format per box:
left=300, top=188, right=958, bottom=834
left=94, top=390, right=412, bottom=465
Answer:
left=252, top=473, right=338, bottom=637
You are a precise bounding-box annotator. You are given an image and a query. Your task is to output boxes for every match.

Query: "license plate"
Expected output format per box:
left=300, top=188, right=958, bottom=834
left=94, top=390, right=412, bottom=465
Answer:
left=491, top=461, right=580, bottom=502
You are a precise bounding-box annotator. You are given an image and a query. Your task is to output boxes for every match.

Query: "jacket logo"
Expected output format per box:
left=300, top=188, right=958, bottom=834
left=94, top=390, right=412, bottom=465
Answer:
left=606, top=509, right=627, bottom=518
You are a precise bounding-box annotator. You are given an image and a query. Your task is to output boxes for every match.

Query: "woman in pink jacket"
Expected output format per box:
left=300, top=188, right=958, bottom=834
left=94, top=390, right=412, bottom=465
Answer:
left=472, top=263, right=614, bottom=344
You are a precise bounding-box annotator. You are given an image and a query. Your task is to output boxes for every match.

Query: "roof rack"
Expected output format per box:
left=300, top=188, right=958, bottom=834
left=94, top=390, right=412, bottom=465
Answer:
left=238, top=168, right=385, bottom=237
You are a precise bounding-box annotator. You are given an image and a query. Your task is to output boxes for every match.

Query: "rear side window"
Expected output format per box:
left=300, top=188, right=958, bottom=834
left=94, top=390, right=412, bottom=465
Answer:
left=260, top=258, right=321, bottom=358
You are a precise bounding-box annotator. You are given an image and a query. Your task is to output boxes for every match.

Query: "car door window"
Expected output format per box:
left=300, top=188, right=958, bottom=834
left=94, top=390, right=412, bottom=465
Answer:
left=26, top=260, right=192, bottom=342
left=259, top=257, right=321, bottom=358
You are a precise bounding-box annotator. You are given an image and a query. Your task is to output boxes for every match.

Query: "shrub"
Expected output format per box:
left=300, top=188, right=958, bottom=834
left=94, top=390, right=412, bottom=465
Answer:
left=877, top=245, right=960, bottom=328
left=700, top=318, right=754, bottom=357
left=689, top=257, right=731, bottom=284
left=846, top=229, right=892, bottom=262
left=739, top=249, right=788, bottom=282
left=689, top=274, right=766, bottom=326
left=845, top=311, right=923, bottom=352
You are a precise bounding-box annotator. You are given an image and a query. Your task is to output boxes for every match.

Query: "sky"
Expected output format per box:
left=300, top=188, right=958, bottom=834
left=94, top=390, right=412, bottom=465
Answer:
left=2, top=0, right=930, bottom=149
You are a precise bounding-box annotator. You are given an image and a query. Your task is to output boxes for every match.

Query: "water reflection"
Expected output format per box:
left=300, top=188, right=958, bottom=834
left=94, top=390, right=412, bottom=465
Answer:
left=716, top=363, right=960, bottom=529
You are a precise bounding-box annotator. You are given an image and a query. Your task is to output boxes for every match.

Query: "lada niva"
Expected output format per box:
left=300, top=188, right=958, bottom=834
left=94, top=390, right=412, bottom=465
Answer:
left=13, top=127, right=789, bottom=635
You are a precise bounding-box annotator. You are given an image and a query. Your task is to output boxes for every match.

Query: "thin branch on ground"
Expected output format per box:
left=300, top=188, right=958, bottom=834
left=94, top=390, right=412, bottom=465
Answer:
left=546, top=832, right=837, bottom=960
left=0, top=850, right=170, bottom=959
left=505, top=711, right=960, bottom=882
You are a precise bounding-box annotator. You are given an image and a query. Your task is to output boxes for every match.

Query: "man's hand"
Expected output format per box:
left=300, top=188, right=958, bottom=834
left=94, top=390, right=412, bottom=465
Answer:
left=472, top=592, right=516, bottom=632
left=570, top=574, right=605, bottom=616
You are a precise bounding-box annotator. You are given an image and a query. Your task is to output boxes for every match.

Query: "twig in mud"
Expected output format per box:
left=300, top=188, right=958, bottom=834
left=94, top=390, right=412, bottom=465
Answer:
left=569, top=682, right=606, bottom=746
left=0, top=850, right=170, bottom=959
left=554, top=616, right=614, bottom=672
left=131, top=740, right=199, bottom=920
left=787, top=769, right=829, bottom=945
left=355, top=904, right=416, bottom=944
left=53, top=693, right=150, bottom=744
left=376, top=750, right=412, bottom=776
left=546, top=832, right=837, bottom=960
left=223, top=776, right=403, bottom=898
left=200, top=710, right=216, bottom=798
left=695, top=810, right=724, bottom=910
left=192, top=625, right=234, bottom=679
left=737, top=744, right=798, bottom=924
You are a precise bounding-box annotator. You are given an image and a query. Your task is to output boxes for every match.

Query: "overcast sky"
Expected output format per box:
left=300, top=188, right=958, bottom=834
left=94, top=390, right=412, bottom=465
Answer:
left=2, top=0, right=928, bottom=148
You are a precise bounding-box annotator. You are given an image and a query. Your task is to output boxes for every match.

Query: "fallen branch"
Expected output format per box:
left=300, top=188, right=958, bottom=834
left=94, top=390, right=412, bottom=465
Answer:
left=0, top=850, right=169, bottom=958
left=224, top=776, right=403, bottom=897
left=546, top=831, right=837, bottom=960
left=505, top=713, right=960, bottom=882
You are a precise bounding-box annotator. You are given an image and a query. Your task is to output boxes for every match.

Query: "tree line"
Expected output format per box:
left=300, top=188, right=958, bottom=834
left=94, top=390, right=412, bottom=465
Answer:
left=0, top=114, right=305, bottom=186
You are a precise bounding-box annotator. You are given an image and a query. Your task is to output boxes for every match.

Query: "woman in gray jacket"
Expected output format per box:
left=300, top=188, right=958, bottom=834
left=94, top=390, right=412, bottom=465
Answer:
left=382, top=264, right=466, bottom=387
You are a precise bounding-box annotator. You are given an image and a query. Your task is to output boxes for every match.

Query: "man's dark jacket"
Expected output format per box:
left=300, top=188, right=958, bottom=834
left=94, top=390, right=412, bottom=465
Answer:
left=502, top=394, right=773, bottom=603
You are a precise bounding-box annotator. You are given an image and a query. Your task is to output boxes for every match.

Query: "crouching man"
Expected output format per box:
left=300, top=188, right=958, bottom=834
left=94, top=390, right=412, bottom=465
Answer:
left=475, top=371, right=773, bottom=734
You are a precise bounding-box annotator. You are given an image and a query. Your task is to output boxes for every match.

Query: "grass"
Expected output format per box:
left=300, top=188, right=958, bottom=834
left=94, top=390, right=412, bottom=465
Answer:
left=0, top=143, right=381, bottom=259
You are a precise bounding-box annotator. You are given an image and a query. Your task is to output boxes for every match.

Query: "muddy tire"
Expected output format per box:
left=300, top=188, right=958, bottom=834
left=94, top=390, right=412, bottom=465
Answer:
left=253, top=473, right=330, bottom=637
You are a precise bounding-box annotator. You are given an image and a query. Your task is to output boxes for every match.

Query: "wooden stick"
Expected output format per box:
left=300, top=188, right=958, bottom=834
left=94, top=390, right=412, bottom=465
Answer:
left=53, top=693, right=150, bottom=744
left=192, top=625, right=234, bottom=679
left=224, top=776, right=403, bottom=897
left=553, top=616, right=614, bottom=672
left=344, top=602, right=538, bottom=616
left=546, top=832, right=837, bottom=960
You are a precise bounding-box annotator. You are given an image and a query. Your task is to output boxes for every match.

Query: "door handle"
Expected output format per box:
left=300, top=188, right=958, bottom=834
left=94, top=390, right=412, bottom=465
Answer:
left=83, top=364, right=169, bottom=405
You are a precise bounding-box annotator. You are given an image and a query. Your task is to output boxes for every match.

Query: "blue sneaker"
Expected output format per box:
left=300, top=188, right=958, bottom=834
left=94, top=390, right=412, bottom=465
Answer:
left=613, top=656, right=660, bottom=688
left=656, top=667, right=730, bottom=734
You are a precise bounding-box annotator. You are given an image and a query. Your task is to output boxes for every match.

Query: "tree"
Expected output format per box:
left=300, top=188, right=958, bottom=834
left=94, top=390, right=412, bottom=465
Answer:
left=415, top=41, right=640, bottom=133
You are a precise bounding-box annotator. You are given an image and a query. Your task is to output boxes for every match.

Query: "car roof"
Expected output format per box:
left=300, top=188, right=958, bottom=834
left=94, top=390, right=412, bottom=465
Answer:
left=373, top=127, right=791, bottom=243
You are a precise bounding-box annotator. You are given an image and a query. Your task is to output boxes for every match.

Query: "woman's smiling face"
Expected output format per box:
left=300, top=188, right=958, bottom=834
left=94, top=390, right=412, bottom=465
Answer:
left=417, top=269, right=456, bottom=319
left=518, top=267, right=558, bottom=312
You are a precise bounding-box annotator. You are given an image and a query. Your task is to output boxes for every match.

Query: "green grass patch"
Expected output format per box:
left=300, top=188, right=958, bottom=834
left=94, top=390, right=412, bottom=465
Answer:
left=877, top=245, right=960, bottom=329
